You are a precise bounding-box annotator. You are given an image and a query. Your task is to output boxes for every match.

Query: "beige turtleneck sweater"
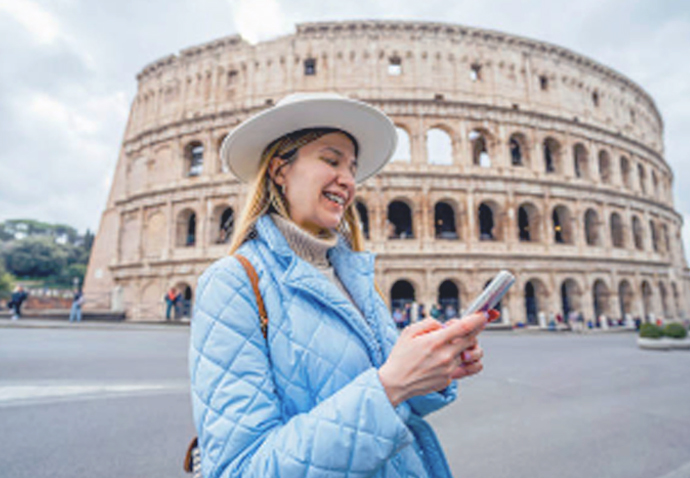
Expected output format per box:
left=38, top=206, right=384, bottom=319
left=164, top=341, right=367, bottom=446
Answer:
left=271, top=214, right=360, bottom=312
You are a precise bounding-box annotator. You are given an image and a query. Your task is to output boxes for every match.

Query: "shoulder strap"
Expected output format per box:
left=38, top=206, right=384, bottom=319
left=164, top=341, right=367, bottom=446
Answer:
left=235, top=254, right=268, bottom=340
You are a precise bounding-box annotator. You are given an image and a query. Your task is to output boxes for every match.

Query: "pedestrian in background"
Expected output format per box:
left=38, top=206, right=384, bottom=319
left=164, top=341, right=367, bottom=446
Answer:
left=9, top=285, right=28, bottom=321
left=68, top=290, right=84, bottom=323
left=189, top=93, right=499, bottom=478
left=164, top=287, right=180, bottom=320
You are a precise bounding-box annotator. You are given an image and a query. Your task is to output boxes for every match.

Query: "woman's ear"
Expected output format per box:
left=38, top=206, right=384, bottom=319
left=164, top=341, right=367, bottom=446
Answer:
left=268, top=156, right=287, bottom=186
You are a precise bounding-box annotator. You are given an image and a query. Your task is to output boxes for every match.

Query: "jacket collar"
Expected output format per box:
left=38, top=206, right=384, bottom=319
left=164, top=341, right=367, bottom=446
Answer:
left=255, top=215, right=384, bottom=365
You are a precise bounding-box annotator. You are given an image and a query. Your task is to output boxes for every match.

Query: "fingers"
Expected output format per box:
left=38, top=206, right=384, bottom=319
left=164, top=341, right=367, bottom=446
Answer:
left=437, top=312, right=487, bottom=342
left=405, top=318, right=444, bottom=337
left=460, top=345, right=483, bottom=364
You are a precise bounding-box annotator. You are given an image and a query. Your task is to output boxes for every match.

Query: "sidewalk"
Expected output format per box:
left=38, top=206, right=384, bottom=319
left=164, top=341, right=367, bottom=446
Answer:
left=0, top=316, right=191, bottom=330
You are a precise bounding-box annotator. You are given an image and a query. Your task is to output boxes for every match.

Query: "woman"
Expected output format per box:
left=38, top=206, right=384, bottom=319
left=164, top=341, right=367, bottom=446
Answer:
left=189, top=93, right=498, bottom=478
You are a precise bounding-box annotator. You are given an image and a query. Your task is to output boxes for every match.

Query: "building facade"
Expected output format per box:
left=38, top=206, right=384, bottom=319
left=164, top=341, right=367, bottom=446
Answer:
left=84, top=20, right=690, bottom=325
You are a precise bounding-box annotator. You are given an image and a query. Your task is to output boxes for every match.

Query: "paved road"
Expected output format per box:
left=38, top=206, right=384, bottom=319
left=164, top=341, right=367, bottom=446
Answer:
left=1, top=321, right=689, bottom=478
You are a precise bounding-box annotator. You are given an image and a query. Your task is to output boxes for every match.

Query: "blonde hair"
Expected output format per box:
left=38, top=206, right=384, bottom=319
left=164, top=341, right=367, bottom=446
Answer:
left=227, top=139, right=366, bottom=255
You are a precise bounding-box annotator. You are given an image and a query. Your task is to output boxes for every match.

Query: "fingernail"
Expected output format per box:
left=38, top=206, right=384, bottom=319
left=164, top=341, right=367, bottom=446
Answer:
left=483, top=311, right=490, bottom=320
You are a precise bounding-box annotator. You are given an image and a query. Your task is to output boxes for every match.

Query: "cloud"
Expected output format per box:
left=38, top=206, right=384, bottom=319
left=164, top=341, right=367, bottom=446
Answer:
left=0, top=0, right=62, bottom=44
left=229, top=0, right=293, bottom=44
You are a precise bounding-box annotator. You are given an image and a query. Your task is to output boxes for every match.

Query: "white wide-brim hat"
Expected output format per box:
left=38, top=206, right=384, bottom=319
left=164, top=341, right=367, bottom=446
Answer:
left=220, top=92, right=397, bottom=183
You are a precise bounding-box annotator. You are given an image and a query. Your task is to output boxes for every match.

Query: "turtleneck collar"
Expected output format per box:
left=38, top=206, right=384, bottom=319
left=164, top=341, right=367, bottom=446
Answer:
left=270, top=213, right=338, bottom=268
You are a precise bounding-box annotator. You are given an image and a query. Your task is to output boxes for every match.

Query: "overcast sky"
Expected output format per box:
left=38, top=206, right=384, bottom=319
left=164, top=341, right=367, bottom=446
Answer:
left=1, top=0, right=689, bottom=251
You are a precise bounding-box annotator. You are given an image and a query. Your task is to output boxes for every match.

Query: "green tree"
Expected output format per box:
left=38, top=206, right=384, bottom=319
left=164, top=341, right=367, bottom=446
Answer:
left=0, top=260, right=13, bottom=299
left=2, top=237, right=68, bottom=278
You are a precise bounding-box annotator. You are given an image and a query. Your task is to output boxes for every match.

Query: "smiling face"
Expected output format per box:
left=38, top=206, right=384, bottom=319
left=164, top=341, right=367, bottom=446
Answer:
left=269, top=132, right=358, bottom=236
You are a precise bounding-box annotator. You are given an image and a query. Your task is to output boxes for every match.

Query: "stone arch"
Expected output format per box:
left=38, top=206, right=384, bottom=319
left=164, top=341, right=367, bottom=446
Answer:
left=641, top=280, right=653, bottom=320
left=387, top=199, right=414, bottom=239
left=509, top=132, right=529, bottom=167
left=176, top=208, right=197, bottom=247
left=438, top=279, right=460, bottom=319
left=143, top=210, right=166, bottom=258
left=598, top=150, right=612, bottom=184
left=478, top=200, right=502, bottom=241
left=659, top=282, right=670, bottom=318
left=517, top=202, right=540, bottom=242
left=434, top=201, right=458, bottom=239
left=650, top=220, right=659, bottom=252
left=390, top=279, right=416, bottom=312
left=672, top=282, right=683, bottom=317
left=392, top=126, right=412, bottom=162
left=620, top=156, right=632, bottom=188
left=524, top=278, right=548, bottom=326
left=469, top=128, right=492, bottom=167
left=573, top=142, right=589, bottom=179
left=426, top=127, right=454, bottom=165
left=610, top=213, right=625, bottom=248
left=211, top=205, right=234, bottom=244
left=662, top=223, right=670, bottom=253
left=552, top=205, right=573, bottom=244
left=561, top=278, right=582, bottom=318
left=120, top=213, right=140, bottom=263
left=632, top=215, right=644, bottom=250
left=652, top=170, right=659, bottom=198
left=584, top=208, right=600, bottom=246
left=618, top=280, right=635, bottom=318
left=592, top=279, right=611, bottom=319
left=184, top=140, right=204, bottom=177
left=637, top=163, right=647, bottom=194
left=217, top=133, right=231, bottom=173
left=355, top=199, right=370, bottom=239
left=174, top=281, right=194, bottom=318
left=543, top=137, right=561, bottom=174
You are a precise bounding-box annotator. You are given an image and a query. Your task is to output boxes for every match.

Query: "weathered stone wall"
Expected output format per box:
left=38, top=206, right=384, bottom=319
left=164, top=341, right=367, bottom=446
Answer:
left=84, top=20, right=687, bottom=324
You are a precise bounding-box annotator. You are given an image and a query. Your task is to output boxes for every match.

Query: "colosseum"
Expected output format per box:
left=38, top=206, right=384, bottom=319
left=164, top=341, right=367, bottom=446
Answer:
left=84, top=20, right=690, bottom=327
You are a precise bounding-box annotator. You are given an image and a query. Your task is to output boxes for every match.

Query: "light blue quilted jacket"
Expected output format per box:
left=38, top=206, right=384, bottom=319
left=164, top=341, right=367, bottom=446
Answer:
left=190, top=215, right=457, bottom=478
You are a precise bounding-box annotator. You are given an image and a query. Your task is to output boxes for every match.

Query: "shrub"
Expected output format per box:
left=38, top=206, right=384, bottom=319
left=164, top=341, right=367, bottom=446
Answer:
left=663, top=323, right=688, bottom=339
left=639, top=323, right=663, bottom=339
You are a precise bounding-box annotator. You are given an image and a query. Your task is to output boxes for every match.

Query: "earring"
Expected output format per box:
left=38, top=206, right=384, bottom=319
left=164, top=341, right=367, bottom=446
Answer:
left=280, top=184, right=286, bottom=195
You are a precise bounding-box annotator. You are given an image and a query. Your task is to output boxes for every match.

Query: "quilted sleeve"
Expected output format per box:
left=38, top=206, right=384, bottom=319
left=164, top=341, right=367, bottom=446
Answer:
left=377, top=299, right=458, bottom=418
left=189, top=258, right=414, bottom=478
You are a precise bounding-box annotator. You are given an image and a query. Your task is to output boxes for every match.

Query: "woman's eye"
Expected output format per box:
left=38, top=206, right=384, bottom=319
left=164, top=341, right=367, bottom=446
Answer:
left=322, top=157, right=338, bottom=166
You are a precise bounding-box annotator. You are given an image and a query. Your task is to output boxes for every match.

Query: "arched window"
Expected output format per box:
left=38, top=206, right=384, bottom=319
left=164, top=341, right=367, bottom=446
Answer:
left=650, top=220, right=659, bottom=252
left=561, top=279, right=581, bottom=319
left=618, top=280, right=634, bottom=319
left=391, top=280, right=415, bottom=313
left=543, top=137, right=561, bottom=174
left=552, top=206, right=572, bottom=244
left=632, top=216, right=644, bottom=250
left=638, top=164, right=647, bottom=194
left=426, top=128, right=453, bottom=165
left=652, top=171, right=658, bottom=198
left=659, top=282, right=670, bottom=318
left=434, top=202, right=458, bottom=239
left=573, top=143, right=589, bottom=179
left=355, top=200, right=370, bottom=239
left=517, top=203, right=539, bottom=242
left=388, top=201, right=413, bottom=239
left=509, top=133, right=527, bottom=167
left=185, top=141, right=204, bottom=177
left=438, top=280, right=460, bottom=319
left=478, top=202, right=500, bottom=241
left=598, top=150, right=611, bottom=184
left=174, top=282, right=193, bottom=318
left=662, top=224, right=670, bottom=253
left=584, top=209, right=600, bottom=246
left=392, top=127, right=411, bottom=162
left=593, top=279, right=610, bottom=319
left=219, top=207, right=234, bottom=244
left=176, top=209, right=197, bottom=247
left=672, top=283, right=682, bottom=317
left=620, top=156, right=631, bottom=188
left=641, top=281, right=653, bottom=320
left=470, top=130, right=491, bottom=167
left=610, top=213, right=624, bottom=248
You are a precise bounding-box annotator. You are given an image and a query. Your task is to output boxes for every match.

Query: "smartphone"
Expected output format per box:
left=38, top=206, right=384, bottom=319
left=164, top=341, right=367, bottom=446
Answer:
left=461, top=270, right=515, bottom=318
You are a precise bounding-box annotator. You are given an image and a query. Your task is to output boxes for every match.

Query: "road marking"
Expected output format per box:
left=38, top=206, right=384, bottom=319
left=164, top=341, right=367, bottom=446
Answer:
left=0, top=382, right=188, bottom=408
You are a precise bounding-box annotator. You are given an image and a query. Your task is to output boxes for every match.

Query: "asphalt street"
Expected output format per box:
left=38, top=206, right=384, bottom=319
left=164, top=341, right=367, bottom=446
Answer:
left=1, top=321, right=689, bottom=478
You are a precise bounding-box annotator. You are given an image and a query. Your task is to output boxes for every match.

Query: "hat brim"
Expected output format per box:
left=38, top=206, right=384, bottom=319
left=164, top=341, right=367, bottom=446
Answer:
left=220, top=96, right=397, bottom=183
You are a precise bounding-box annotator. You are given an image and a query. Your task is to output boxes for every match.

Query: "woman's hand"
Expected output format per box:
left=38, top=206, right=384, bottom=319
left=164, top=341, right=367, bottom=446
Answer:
left=378, top=311, right=499, bottom=407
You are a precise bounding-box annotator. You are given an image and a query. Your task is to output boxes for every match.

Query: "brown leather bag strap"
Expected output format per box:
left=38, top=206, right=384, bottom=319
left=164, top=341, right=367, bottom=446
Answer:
left=183, top=436, right=198, bottom=472
left=235, top=254, right=268, bottom=340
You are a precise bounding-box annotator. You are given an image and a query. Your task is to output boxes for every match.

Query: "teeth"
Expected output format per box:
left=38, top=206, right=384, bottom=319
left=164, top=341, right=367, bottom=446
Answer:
left=324, top=192, right=344, bottom=205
